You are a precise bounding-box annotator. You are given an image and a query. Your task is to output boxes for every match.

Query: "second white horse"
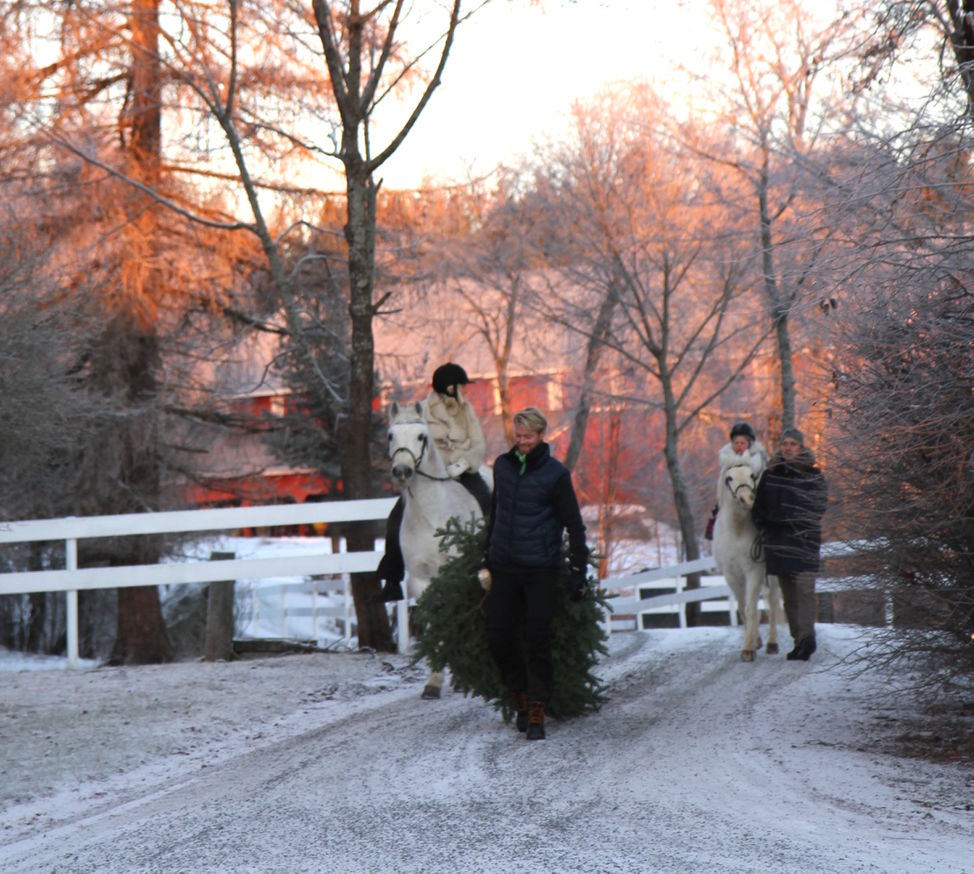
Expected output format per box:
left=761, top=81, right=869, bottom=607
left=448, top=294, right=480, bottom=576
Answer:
left=712, top=443, right=783, bottom=662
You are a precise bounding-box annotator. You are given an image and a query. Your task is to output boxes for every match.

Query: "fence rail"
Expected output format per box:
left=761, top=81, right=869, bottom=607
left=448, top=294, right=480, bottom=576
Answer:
left=0, top=498, right=875, bottom=667
left=598, top=541, right=876, bottom=632
left=0, top=498, right=397, bottom=666
left=600, top=556, right=722, bottom=631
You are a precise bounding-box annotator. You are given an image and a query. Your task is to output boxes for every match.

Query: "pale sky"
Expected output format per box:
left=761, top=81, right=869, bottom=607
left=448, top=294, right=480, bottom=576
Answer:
left=380, top=0, right=698, bottom=188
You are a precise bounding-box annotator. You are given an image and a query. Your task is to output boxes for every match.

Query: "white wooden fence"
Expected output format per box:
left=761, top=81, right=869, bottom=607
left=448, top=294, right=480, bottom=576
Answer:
left=599, top=541, right=877, bottom=633
left=0, top=499, right=397, bottom=666
left=0, top=499, right=868, bottom=668
left=598, top=556, right=737, bottom=633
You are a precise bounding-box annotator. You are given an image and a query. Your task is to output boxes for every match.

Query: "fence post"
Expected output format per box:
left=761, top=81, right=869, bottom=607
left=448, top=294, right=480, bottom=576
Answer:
left=677, top=574, right=687, bottom=629
left=311, top=579, right=319, bottom=643
left=601, top=596, right=613, bottom=639
left=65, top=538, right=79, bottom=668
left=396, top=598, right=410, bottom=654
left=342, top=576, right=353, bottom=643
left=204, top=551, right=236, bottom=661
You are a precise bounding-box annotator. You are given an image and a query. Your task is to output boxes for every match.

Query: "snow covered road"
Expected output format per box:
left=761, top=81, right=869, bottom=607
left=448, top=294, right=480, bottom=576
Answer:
left=1, top=625, right=971, bottom=872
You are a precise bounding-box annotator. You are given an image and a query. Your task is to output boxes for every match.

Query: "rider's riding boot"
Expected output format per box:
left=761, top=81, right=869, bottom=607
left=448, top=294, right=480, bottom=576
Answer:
left=459, top=471, right=492, bottom=517
left=369, top=554, right=405, bottom=603
left=369, top=500, right=406, bottom=604
left=373, top=579, right=404, bottom=603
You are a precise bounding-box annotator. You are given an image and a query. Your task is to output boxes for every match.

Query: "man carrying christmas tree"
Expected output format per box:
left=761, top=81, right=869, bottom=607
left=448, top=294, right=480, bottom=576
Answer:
left=483, top=407, right=589, bottom=740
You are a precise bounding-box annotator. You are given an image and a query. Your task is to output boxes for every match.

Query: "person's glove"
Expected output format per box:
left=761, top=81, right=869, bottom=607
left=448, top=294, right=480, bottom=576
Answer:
left=446, top=458, right=470, bottom=478
left=477, top=568, right=492, bottom=591
left=567, top=566, right=588, bottom=602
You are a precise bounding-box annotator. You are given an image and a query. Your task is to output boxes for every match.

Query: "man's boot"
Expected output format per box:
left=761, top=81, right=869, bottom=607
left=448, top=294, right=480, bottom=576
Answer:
left=786, top=635, right=817, bottom=661
left=526, top=701, right=546, bottom=740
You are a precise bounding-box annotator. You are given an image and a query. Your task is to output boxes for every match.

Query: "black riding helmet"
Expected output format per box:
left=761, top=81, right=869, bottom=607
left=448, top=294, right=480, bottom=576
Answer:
left=431, top=362, right=471, bottom=398
left=729, top=421, right=756, bottom=443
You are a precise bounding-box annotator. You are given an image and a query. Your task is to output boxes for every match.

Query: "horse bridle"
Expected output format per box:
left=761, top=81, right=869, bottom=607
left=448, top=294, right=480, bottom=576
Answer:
left=723, top=461, right=764, bottom=559
left=724, top=462, right=756, bottom=501
left=390, top=432, right=453, bottom=482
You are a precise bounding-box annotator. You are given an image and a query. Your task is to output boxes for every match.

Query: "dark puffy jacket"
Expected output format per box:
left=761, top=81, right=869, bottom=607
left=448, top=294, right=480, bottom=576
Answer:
left=486, top=442, right=587, bottom=572
left=752, top=448, right=828, bottom=574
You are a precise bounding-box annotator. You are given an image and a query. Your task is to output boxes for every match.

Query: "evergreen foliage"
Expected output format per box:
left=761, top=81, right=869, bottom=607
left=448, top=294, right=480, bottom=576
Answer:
left=413, top=517, right=610, bottom=722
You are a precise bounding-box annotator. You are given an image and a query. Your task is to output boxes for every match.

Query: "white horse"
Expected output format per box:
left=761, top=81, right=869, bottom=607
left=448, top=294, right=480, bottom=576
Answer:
left=712, top=443, right=783, bottom=662
left=387, top=400, right=487, bottom=698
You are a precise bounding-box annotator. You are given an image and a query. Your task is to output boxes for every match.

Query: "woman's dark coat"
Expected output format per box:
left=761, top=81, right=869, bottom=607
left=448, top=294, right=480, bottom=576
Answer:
left=751, top=448, right=828, bottom=575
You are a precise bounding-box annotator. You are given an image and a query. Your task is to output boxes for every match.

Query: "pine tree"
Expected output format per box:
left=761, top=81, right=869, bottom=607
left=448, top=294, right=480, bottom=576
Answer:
left=413, top=518, right=609, bottom=722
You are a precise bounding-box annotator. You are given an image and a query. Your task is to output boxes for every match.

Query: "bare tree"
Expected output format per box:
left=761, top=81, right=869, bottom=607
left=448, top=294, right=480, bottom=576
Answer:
left=0, top=199, right=116, bottom=656
left=0, top=0, right=185, bottom=661
left=307, top=0, right=484, bottom=643
left=819, top=23, right=974, bottom=692
left=106, top=0, right=171, bottom=664
left=532, top=86, right=770, bottom=607
left=683, top=0, right=866, bottom=434
left=5, top=0, right=486, bottom=650
left=829, top=232, right=974, bottom=686
left=420, top=172, right=545, bottom=445
left=862, top=1, right=974, bottom=113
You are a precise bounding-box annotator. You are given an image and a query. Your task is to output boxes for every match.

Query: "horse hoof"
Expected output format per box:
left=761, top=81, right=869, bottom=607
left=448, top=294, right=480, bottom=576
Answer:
left=421, top=686, right=442, bottom=699
left=740, top=650, right=755, bottom=662
left=766, top=643, right=779, bottom=655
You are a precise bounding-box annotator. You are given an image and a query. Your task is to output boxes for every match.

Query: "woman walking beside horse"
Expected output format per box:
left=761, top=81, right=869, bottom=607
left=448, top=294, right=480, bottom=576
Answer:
left=752, top=427, right=828, bottom=661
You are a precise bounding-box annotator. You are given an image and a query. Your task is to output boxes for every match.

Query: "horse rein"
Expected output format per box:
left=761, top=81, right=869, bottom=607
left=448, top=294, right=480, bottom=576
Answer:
left=724, top=463, right=756, bottom=501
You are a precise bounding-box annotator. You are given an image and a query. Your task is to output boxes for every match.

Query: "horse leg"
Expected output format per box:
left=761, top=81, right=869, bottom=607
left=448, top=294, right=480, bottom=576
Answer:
left=728, top=575, right=756, bottom=662
left=765, top=574, right=783, bottom=655
left=740, top=574, right=762, bottom=662
left=421, top=670, right=444, bottom=699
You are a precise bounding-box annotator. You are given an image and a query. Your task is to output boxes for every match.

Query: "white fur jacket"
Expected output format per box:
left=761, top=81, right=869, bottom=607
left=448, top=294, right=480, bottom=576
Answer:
left=424, top=389, right=487, bottom=477
left=717, top=439, right=768, bottom=481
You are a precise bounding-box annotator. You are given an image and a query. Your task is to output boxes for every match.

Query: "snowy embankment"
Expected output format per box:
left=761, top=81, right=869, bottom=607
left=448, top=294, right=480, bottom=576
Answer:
left=0, top=624, right=971, bottom=873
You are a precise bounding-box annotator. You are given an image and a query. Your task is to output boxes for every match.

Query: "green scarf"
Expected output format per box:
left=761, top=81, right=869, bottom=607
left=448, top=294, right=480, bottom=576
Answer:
left=515, top=449, right=528, bottom=475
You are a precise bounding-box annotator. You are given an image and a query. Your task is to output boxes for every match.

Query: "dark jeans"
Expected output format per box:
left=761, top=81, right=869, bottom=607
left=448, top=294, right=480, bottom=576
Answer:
left=484, top=567, right=557, bottom=704
left=777, top=570, right=817, bottom=642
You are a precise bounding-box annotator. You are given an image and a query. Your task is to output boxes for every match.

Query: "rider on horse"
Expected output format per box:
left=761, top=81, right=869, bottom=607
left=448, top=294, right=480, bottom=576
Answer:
left=374, top=363, right=491, bottom=602
left=705, top=421, right=768, bottom=540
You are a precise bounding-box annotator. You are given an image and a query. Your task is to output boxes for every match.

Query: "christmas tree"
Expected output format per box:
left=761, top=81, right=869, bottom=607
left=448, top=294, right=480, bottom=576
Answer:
left=412, top=517, right=609, bottom=722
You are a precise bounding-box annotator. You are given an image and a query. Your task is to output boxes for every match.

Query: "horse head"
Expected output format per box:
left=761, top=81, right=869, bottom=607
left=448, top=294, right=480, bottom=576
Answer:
left=722, top=459, right=759, bottom=511
left=387, top=400, right=436, bottom=484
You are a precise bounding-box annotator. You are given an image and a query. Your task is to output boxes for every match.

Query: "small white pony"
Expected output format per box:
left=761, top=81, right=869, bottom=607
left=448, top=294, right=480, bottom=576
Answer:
left=712, top=442, right=783, bottom=662
left=387, top=400, right=488, bottom=698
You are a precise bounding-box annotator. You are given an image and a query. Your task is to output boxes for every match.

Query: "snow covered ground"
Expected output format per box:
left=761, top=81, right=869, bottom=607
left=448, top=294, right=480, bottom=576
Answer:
left=1, top=623, right=971, bottom=873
